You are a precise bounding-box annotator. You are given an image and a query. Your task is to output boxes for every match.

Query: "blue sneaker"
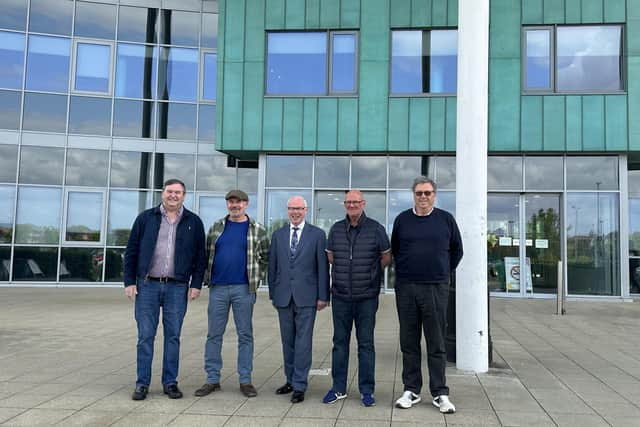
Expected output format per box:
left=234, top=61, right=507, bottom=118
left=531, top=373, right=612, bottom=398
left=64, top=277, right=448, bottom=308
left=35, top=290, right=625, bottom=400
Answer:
left=361, top=393, right=376, bottom=407
left=322, top=389, right=347, bottom=404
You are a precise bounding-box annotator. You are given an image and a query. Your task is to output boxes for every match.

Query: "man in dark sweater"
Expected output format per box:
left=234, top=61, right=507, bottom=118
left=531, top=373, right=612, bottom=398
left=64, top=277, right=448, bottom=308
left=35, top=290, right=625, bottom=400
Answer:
left=391, top=177, right=463, bottom=414
left=323, top=190, right=391, bottom=407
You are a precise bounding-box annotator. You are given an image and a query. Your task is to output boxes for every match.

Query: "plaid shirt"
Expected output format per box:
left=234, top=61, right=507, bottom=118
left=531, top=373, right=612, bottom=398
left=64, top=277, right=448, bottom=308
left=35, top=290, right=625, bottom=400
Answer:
left=204, top=215, right=270, bottom=292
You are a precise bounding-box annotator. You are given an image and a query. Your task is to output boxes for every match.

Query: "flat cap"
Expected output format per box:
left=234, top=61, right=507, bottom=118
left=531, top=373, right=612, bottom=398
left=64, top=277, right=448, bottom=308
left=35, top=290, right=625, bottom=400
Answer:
left=225, top=189, right=249, bottom=201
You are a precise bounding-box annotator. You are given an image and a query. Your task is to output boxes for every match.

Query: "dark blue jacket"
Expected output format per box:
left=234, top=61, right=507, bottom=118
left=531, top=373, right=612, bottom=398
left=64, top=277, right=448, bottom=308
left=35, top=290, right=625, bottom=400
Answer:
left=124, top=206, right=206, bottom=288
left=327, top=213, right=390, bottom=301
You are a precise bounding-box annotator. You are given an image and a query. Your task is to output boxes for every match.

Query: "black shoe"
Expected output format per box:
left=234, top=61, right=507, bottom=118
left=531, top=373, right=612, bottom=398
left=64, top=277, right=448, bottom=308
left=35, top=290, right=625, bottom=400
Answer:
left=240, top=383, right=258, bottom=397
left=194, top=383, right=221, bottom=397
left=163, top=384, right=183, bottom=399
left=291, top=390, right=305, bottom=403
left=276, top=383, right=293, bottom=395
left=132, top=385, right=148, bottom=401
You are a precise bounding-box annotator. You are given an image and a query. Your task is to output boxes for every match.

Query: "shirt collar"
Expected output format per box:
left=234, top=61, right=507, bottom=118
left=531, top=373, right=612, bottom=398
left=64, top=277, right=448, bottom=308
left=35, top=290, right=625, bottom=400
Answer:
left=160, top=203, right=184, bottom=219
left=413, top=207, right=434, bottom=217
left=291, top=221, right=305, bottom=232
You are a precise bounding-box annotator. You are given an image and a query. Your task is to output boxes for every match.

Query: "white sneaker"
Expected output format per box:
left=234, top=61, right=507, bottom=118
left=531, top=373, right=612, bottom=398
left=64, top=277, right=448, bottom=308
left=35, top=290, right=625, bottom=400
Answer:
left=395, top=391, right=421, bottom=409
left=432, top=395, right=456, bottom=413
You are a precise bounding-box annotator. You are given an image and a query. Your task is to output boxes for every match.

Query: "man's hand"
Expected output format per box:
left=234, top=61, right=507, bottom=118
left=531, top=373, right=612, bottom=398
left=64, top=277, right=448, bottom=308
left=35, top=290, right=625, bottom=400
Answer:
left=125, top=285, right=137, bottom=301
left=189, top=288, right=201, bottom=300
left=316, top=300, right=328, bottom=311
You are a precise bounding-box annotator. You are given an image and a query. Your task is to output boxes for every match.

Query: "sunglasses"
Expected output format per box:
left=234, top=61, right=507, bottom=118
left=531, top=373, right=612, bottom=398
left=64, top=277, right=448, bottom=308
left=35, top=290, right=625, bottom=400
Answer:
left=414, top=191, right=434, bottom=197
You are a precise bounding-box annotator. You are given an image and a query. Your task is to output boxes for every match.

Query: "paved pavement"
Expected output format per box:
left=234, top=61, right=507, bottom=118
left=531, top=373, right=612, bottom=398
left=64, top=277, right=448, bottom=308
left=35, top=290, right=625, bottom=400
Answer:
left=0, top=288, right=639, bottom=426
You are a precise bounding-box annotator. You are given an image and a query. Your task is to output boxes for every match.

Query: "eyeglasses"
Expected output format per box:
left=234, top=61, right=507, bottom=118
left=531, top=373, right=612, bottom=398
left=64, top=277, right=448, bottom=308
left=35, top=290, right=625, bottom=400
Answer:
left=343, top=200, right=363, bottom=206
left=287, top=207, right=306, bottom=211
left=414, top=191, right=434, bottom=197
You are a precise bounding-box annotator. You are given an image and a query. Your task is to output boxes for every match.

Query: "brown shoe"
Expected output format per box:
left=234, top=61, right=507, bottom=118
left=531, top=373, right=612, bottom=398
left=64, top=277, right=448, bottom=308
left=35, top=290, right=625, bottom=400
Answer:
left=240, top=383, right=258, bottom=398
left=194, top=383, right=221, bottom=397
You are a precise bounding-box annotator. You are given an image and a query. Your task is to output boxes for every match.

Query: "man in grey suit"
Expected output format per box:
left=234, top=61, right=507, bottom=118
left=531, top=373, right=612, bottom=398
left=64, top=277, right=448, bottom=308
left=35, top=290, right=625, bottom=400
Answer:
left=268, top=195, right=330, bottom=404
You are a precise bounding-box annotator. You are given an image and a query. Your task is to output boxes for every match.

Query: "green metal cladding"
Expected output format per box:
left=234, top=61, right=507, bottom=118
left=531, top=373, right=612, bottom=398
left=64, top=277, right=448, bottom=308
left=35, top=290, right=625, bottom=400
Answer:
left=217, top=0, right=639, bottom=158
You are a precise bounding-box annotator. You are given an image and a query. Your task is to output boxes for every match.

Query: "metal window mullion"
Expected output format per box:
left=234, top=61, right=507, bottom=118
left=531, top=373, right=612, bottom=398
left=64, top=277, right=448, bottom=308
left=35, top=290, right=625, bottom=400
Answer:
left=619, top=155, right=629, bottom=298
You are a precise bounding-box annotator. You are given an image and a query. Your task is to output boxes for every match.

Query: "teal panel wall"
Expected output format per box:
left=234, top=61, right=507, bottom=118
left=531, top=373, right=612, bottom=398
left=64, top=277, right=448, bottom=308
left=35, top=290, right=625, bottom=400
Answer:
left=218, top=0, right=637, bottom=156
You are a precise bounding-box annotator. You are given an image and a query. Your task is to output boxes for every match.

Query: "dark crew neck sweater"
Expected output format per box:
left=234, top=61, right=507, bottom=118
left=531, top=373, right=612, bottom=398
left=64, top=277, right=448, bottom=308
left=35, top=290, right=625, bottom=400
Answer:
left=391, top=208, right=463, bottom=284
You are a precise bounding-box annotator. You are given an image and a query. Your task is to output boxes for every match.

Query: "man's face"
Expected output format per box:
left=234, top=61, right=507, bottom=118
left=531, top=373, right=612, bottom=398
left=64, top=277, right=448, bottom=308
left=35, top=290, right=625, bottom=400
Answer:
left=287, top=197, right=307, bottom=226
left=413, top=182, right=436, bottom=212
left=161, top=183, right=186, bottom=211
left=344, top=191, right=366, bottom=219
left=226, top=198, right=248, bottom=220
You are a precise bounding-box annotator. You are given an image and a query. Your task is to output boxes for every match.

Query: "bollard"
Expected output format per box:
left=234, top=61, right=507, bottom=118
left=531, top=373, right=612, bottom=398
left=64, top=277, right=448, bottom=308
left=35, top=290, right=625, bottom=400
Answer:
left=556, top=261, right=565, bottom=315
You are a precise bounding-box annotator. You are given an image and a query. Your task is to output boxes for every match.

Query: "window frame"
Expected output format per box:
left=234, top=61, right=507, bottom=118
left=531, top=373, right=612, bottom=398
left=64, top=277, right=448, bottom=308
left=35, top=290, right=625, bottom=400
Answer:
left=71, top=38, right=115, bottom=96
left=522, top=24, right=626, bottom=95
left=389, top=28, right=459, bottom=97
left=62, top=188, right=107, bottom=245
left=264, top=30, right=360, bottom=97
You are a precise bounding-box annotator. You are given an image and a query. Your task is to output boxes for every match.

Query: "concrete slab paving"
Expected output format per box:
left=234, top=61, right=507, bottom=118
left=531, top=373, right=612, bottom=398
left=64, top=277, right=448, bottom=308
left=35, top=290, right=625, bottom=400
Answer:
left=1, top=288, right=640, bottom=426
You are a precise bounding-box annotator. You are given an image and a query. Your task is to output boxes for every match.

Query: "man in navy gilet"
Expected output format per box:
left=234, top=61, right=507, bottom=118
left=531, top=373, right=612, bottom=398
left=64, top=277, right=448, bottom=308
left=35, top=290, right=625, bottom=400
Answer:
left=323, top=190, right=391, bottom=407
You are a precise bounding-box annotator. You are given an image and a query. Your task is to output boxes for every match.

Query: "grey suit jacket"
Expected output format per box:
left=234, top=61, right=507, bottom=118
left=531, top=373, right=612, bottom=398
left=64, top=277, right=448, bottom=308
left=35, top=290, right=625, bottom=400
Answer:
left=268, top=223, right=330, bottom=308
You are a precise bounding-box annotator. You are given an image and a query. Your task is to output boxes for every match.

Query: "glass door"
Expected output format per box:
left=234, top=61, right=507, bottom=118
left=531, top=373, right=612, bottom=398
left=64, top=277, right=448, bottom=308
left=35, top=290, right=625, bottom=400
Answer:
left=525, top=194, right=561, bottom=295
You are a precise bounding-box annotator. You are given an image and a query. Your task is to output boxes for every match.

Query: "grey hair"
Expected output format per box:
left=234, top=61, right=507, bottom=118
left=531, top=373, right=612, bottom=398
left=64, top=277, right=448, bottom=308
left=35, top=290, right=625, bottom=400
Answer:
left=411, top=176, right=437, bottom=192
left=287, top=195, right=308, bottom=207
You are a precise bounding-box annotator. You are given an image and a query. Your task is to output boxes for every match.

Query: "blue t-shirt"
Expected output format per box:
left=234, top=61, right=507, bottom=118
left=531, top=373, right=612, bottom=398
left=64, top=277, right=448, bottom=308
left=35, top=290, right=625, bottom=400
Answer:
left=212, top=220, right=249, bottom=285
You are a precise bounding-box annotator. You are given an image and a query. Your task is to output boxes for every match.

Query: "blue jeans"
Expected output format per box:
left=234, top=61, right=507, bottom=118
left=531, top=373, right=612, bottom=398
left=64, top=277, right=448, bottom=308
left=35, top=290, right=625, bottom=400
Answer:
left=331, top=297, right=379, bottom=395
left=204, top=284, right=256, bottom=384
left=135, top=278, right=188, bottom=387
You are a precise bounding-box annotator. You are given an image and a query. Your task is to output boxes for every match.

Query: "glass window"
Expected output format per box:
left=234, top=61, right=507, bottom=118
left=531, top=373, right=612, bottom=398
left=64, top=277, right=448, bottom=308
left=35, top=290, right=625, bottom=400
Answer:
left=0, top=247, right=10, bottom=281
left=331, top=33, right=357, bottom=92
left=266, top=32, right=327, bottom=95
left=157, top=47, right=198, bottom=101
left=202, top=52, right=217, bottom=101
left=29, top=0, right=73, bottom=36
left=15, top=186, right=62, bottom=244
left=388, top=190, right=413, bottom=231
left=629, top=169, right=640, bottom=196
left=436, top=190, right=456, bottom=216
left=19, top=146, right=64, bottom=185
left=74, top=1, right=116, bottom=40
left=435, top=157, right=455, bottom=189
left=22, top=92, right=68, bottom=132
left=0, top=0, right=27, bottom=31
left=65, top=191, right=103, bottom=242
left=113, top=99, right=154, bottom=138
left=351, top=156, right=386, bottom=188
left=524, top=28, right=551, bottom=91
left=525, top=156, right=563, bottom=190
left=105, top=248, right=125, bottom=282
left=159, top=10, right=199, bottom=46
left=0, top=90, right=21, bottom=130
left=198, top=195, right=227, bottom=234
left=0, top=145, right=18, bottom=182
left=115, top=44, right=158, bottom=99
left=487, top=194, right=520, bottom=293
left=388, top=157, right=425, bottom=189
left=196, top=155, right=236, bottom=191
left=198, top=104, right=216, bottom=141
left=118, top=6, right=158, bottom=43
left=107, top=190, right=149, bottom=245
left=266, top=156, right=313, bottom=187
left=26, top=35, right=70, bottom=93
left=391, top=29, right=458, bottom=95
left=266, top=189, right=312, bottom=234
left=68, top=96, right=111, bottom=135
left=488, top=156, right=523, bottom=191
left=566, top=156, right=618, bottom=190
left=315, top=191, right=346, bottom=234
left=557, top=26, right=623, bottom=92
left=153, top=153, right=195, bottom=190
left=156, top=102, right=197, bottom=140
left=65, top=148, right=108, bottom=187
left=201, top=13, right=218, bottom=48
left=0, top=185, right=16, bottom=244
left=12, top=247, right=58, bottom=281
left=60, top=247, right=103, bottom=282
left=630, top=195, right=640, bottom=293
left=74, top=42, right=112, bottom=93
left=315, top=156, right=349, bottom=188
left=0, top=31, right=25, bottom=89
left=567, top=192, right=620, bottom=295
left=110, top=151, right=152, bottom=189
left=238, top=167, right=259, bottom=194
left=361, top=191, right=386, bottom=226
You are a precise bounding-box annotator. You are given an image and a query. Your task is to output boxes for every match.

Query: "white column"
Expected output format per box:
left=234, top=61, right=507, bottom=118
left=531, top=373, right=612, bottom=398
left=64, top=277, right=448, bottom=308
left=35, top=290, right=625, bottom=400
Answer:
left=455, top=0, right=490, bottom=373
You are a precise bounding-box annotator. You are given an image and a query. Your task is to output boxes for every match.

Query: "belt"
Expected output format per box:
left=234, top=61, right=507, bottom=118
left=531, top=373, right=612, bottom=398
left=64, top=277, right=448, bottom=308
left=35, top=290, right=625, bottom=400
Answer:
left=146, top=276, right=177, bottom=283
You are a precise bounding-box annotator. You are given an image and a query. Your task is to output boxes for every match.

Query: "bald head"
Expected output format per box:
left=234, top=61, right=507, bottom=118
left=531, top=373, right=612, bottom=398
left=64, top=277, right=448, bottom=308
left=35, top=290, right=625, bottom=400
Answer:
left=287, top=195, right=308, bottom=226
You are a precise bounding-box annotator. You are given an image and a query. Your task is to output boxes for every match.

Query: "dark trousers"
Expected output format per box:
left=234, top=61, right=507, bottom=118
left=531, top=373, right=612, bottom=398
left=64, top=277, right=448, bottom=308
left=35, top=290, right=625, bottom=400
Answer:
left=277, top=300, right=317, bottom=392
left=331, top=297, right=379, bottom=395
left=395, top=281, right=449, bottom=397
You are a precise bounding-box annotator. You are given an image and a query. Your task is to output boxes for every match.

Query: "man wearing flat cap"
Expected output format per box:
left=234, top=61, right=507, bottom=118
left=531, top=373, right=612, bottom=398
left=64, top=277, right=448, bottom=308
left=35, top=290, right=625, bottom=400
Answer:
left=195, top=190, right=269, bottom=398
